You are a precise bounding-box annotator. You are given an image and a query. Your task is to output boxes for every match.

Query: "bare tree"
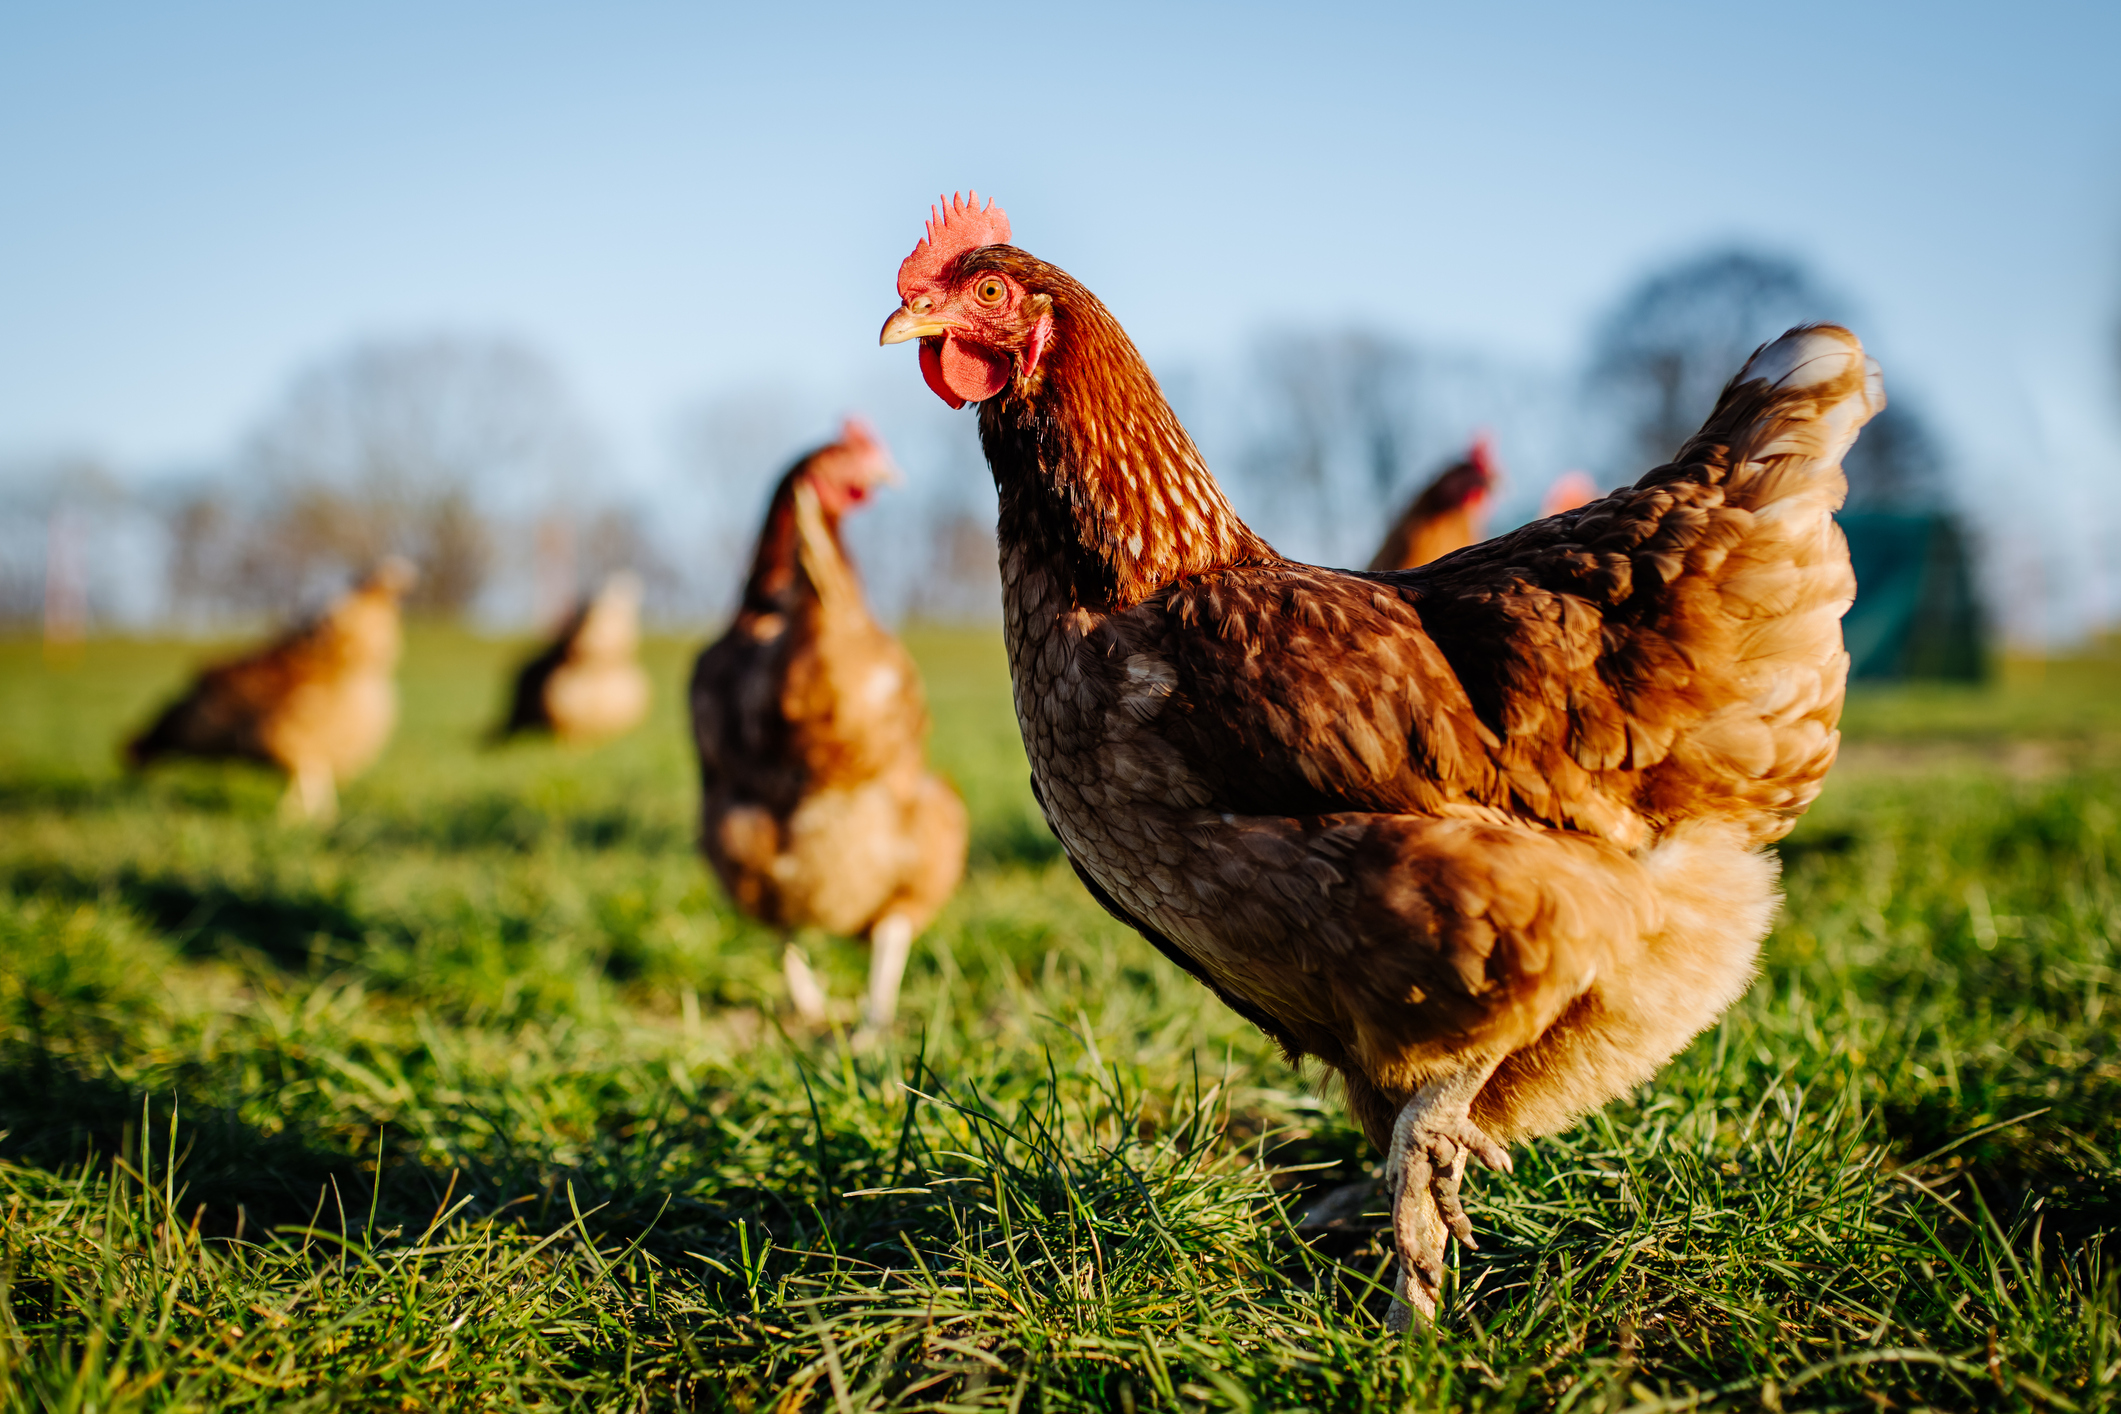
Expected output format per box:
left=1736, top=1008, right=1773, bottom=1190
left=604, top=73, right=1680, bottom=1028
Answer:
left=576, top=505, right=682, bottom=620
left=1237, top=329, right=1423, bottom=564
left=0, top=461, right=59, bottom=626
left=0, top=454, right=128, bottom=633
left=903, top=509, right=1002, bottom=622
left=1227, top=330, right=1575, bottom=566
left=0, top=525, right=39, bottom=626
left=232, top=334, right=592, bottom=616
left=669, top=382, right=831, bottom=619
left=165, top=493, right=241, bottom=622
left=1588, top=250, right=1832, bottom=470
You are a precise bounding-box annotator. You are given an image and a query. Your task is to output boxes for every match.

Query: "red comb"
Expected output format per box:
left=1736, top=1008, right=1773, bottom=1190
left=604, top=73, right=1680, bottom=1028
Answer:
left=1468, top=431, right=1498, bottom=480
left=898, top=192, right=1012, bottom=297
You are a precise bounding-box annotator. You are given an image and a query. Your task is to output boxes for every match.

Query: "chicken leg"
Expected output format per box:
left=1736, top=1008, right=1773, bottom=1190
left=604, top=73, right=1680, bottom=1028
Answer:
left=857, top=911, right=916, bottom=1043
left=783, top=912, right=917, bottom=1047
left=282, top=759, right=338, bottom=823
left=1385, top=1061, right=1511, bottom=1332
left=782, top=941, right=830, bottom=1024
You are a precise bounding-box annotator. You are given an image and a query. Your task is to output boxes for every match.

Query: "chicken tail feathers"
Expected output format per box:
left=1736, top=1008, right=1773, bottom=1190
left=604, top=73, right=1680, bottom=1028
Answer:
left=1653, top=324, right=1884, bottom=515
left=1606, top=324, right=1880, bottom=841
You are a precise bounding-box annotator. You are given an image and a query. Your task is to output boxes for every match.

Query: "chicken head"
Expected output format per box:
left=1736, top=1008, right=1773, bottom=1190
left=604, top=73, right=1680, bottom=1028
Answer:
left=803, top=416, right=900, bottom=518
left=880, top=192, right=1051, bottom=408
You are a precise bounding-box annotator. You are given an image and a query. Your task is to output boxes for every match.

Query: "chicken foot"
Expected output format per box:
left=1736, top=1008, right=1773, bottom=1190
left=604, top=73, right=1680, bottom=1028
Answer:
left=1384, top=1061, right=1511, bottom=1333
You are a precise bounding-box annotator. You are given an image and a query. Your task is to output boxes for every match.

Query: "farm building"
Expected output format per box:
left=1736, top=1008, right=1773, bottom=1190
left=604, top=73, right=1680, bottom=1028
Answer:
left=1839, top=511, right=1986, bottom=682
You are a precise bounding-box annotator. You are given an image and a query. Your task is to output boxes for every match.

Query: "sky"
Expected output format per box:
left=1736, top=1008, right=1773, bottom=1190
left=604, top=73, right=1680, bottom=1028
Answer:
left=3, top=0, right=2119, bottom=632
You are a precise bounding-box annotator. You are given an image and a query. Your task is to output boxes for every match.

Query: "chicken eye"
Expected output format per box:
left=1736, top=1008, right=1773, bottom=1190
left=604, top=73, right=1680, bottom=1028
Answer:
left=974, top=277, right=1007, bottom=306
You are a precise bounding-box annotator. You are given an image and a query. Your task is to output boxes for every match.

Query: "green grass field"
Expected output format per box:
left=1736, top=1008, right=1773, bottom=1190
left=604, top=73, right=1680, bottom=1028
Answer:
left=3, top=628, right=2119, bottom=1411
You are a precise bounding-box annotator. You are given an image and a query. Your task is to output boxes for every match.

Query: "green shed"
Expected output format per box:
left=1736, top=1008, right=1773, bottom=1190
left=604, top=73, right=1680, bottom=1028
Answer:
left=1838, top=512, right=1987, bottom=682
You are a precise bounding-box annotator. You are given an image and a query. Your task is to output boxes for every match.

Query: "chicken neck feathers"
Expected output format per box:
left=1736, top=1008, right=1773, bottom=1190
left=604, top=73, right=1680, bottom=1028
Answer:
left=975, top=258, right=1278, bottom=612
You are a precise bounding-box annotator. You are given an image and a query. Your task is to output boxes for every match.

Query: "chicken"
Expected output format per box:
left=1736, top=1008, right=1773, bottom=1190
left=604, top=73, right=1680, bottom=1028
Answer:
left=690, top=419, right=968, bottom=1037
left=880, top=194, right=1876, bottom=1327
left=491, top=571, right=652, bottom=746
left=126, top=557, right=417, bottom=820
left=1367, top=436, right=1499, bottom=572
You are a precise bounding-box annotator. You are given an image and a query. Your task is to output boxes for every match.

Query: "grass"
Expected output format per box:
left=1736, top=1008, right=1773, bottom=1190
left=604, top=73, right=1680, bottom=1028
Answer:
left=2, top=626, right=2119, bottom=1411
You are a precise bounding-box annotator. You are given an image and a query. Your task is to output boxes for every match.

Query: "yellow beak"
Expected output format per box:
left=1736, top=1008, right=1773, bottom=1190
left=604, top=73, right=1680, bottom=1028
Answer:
left=880, top=306, right=951, bottom=346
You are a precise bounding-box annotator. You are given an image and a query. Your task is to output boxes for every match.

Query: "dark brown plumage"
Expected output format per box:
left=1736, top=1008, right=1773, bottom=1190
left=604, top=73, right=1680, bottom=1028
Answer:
left=883, top=203, right=1877, bottom=1326
left=689, top=421, right=968, bottom=1036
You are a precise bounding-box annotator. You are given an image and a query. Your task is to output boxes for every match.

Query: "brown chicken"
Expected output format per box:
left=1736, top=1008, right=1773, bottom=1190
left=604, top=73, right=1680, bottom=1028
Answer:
left=881, top=194, right=1877, bottom=1326
left=491, top=572, right=651, bottom=746
left=1367, top=437, right=1499, bottom=572
left=690, top=420, right=968, bottom=1036
left=127, top=557, right=417, bottom=821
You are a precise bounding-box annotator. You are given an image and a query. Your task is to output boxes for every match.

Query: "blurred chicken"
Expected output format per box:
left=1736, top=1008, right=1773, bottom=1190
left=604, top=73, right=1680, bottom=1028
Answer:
left=491, top=571, right=651, bottom=746
left=690, top=420, right=968, bottom=1037
left=126, top=558, right=417, bottom=820
left=881, top=194, right=1877, bottom=1327
left=1367, top=436, right=1500, bottom=571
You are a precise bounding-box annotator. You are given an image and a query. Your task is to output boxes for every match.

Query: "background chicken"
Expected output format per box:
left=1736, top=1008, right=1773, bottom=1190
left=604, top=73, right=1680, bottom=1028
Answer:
left=881, top=195, right=1877, bottom=1326
left=491, top=571, right=651, bottom=746
left=690, top=419, right=968, bottom=1037
left=126, top=557, right=417, bottom=820
left=1366, top=436, right=1499, bottom=571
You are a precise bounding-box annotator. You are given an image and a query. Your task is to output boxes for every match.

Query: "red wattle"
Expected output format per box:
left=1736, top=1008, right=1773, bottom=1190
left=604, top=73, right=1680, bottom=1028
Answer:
left=919, top=339, right=965, bottom=409
left=940, top=334, right=1010, bottom=403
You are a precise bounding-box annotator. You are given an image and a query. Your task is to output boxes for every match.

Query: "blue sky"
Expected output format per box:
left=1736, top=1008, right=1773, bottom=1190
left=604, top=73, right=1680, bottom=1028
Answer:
left=4, top=1, right=2118, bottom=628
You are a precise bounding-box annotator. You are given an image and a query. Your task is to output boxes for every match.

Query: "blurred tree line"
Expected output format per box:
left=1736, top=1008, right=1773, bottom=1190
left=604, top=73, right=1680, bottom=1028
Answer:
left=162, top=335, right=669, bottom=623
left=2, top=246, right=1986, bottom=660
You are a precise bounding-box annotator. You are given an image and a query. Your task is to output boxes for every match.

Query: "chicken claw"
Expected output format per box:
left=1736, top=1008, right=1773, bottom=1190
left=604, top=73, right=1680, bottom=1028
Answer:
left=1384, top=1080, right=1510, bottom=1332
